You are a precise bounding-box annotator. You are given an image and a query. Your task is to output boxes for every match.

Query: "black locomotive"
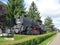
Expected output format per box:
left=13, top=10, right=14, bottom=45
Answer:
left=12, top=15, right=46, bottom=35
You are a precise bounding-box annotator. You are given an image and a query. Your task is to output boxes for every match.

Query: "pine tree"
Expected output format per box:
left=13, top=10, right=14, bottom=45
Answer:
left=6, top=0, right=25, bottom=27
left=44, top=16, right=55, bottom=32
left=7, top=0, right=25, bottom=17
left=27, top=1, right=40, bottom=21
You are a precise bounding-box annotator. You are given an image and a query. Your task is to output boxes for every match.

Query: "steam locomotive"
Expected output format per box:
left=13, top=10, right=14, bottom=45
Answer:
left=12, top=15, right=46, bottom=35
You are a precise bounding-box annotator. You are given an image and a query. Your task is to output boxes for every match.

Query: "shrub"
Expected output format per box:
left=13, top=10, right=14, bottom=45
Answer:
left=0, top=32, right=56, bottom=45
left=14, top=32, right=56, bottom=45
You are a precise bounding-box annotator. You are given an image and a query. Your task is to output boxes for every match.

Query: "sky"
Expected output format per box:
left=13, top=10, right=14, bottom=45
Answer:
left=0, top=0, right=60, bottom=29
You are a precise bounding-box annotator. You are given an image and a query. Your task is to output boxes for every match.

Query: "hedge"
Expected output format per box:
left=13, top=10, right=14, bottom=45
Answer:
left=0, top=32, right=56, bottom=45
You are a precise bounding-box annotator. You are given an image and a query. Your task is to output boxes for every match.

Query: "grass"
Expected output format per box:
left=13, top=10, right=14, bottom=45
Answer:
left=0, top=37, right=6, bottom=43
left=39, top=34, right=56, bottom=45
left=14, top=34, right=29, bottom=40
left=0, top=35, right=37, bottom=45
left=0, top=34, right=30, bottom=43
left=0, top=32, right=56, bottom=45
left=0, top=34, right=37, bottom=43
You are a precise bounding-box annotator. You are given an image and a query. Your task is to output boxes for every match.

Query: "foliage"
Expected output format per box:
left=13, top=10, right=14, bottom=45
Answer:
left=39, top=34, right=56, bottom=45
left=44, top=16, right=55, bottom=32
left=6, top=0, right=25, bottom=27
left=16, top=32, right=56, bottom=45
left=27, top=1, right=40, bottom=21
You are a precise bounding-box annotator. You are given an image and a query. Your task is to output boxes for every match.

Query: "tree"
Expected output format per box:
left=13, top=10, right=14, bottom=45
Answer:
left=6, top=0, right=25, bottom=27
left=44, top=16, right=55, bottom=32
left=27, top=1, right=40, bottom=21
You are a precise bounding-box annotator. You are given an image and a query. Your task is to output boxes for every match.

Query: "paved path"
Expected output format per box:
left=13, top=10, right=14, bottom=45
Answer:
left=49, top=33, right=60, bottom=45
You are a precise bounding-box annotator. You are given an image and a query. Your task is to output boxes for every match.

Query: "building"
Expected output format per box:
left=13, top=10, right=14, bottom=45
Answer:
left=0, top=1, right=7, bottom=33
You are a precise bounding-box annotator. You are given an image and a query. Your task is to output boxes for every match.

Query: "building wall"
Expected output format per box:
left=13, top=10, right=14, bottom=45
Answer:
left=0, top=2, right=7, bottom=33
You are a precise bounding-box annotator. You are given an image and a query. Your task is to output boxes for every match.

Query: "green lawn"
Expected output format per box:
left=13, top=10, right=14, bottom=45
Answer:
left=0, top=35, right=37, bottom=45
left=0, top=34, right=37, bottom=43
left=0, top=34, right=31, bottom=43
left=0, top=37, right=7, bottom=43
